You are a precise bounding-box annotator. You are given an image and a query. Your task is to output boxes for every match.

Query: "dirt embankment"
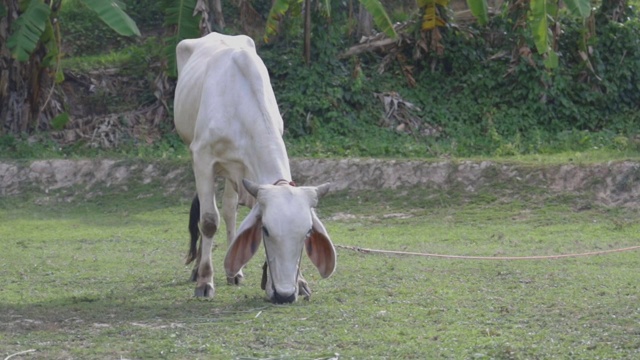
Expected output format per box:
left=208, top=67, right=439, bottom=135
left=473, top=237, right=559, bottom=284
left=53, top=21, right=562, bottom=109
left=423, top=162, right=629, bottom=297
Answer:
left=1, top=159, right=639, bottom=207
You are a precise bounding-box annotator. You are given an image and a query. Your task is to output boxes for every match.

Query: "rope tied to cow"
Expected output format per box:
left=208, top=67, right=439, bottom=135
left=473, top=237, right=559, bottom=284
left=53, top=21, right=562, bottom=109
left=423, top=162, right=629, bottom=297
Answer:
left=273, top=179, right=296, bottom=186
left=334, top=244, right=640, bottom=260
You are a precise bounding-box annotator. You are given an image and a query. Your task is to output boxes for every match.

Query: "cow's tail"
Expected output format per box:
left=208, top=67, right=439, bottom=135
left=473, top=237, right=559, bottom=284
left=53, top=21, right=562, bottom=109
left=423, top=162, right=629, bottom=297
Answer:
left=186, top=194, right=200, bottom=265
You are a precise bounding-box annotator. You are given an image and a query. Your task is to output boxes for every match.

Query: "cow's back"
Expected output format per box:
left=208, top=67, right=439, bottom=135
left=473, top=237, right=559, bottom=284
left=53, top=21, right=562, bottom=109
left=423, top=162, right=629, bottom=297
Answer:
left=173, top=33, right=290, bottom=187
left=174, top=33, right=268, bottom=145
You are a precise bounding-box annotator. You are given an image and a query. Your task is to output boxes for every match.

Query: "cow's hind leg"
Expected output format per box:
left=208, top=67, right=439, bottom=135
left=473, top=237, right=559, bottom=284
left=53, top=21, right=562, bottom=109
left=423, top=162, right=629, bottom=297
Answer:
left=192, top=152, right=219, bottom=298
left=187, top=194, right=201, bottom=282
left=189, top=239, right=203, bottom=282
left=222, top=179, right=243, bottom=285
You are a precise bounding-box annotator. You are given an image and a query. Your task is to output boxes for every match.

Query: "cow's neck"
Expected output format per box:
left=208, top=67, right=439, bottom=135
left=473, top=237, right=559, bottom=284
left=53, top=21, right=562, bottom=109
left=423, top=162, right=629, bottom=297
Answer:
left=253, top=160, right=292, bottom=185
left=249, top=141, right=292, bottom=186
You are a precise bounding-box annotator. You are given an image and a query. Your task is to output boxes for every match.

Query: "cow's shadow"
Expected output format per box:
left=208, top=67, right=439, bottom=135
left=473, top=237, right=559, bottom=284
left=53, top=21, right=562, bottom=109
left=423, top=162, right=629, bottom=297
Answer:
left=0, top=274, right=296, bottom=334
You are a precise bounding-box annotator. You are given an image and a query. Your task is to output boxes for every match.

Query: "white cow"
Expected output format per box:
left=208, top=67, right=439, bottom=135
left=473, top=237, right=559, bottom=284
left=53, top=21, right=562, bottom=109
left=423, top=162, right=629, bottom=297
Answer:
left=174, top=33, right=336, bottom=303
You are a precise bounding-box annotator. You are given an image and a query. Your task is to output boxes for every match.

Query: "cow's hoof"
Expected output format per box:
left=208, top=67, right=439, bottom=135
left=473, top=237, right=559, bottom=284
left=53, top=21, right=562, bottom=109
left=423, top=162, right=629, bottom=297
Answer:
left=227, top=273, right=243, bottom=285
left=194, top=283, right=214, bottom=298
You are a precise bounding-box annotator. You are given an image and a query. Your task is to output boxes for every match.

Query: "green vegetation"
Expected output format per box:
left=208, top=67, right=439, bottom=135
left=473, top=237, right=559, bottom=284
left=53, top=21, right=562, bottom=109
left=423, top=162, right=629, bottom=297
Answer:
left=2, top=0, right=640, bottom=159
left=0, top=131, right=189, bottom=160
left=3, top=2, right=639, bottom=358
left=1, top=182, right=639, bottom=358
left=58, top=0, right=161, bottom=56
left=60, top=39, right=159, bottom=74
left=266, top=3, right=640, bottom=158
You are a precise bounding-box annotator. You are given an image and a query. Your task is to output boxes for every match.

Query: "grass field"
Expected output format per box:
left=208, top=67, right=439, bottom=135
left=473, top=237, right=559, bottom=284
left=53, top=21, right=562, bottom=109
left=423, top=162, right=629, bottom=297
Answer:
left=1, top=179, right=639, bottom=359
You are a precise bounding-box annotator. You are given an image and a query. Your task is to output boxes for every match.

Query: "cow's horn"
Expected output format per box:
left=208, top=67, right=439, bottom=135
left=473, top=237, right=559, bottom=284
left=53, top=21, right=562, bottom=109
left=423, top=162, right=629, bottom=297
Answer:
left=316, top=183, right=331, bottom=198
left=242, top=178, right=260, bottom=197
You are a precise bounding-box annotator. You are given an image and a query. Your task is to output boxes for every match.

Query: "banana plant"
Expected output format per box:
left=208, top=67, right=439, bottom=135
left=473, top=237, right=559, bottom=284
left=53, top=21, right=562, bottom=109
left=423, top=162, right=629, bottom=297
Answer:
left=529, top=0, right=591, bottom=68
left=417, top=0, right=450, bottom=31
left=162, top=0, right=202, bottom=77
left=6, top=0, right=51, bottom=61
left=463, top=0, right=592, bottom=69
left=264, top=0, right=298, bottom=42
left=563, top=0, right=591, bottom=18
left=353, top=0, right=397, bottom=39
left=529, top=0, right=558, bottom=68
left=265, top=0, right=397, bottom=46
left=2, top=0, right=140, bottom=134
left=6, top=0, right=140, bottom=62
left=466, top=0, right=489, bottom=25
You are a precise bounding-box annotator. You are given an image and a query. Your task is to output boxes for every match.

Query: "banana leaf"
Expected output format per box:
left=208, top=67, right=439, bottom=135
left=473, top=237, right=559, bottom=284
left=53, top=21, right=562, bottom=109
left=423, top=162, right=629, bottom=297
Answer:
left=466, top=0, right=488, bottom=25
left=7, top=0, right=51, bottom=61
left=264, top=0, right=300, bottom=42
left=360, top=0, right=397, bottom=39
left=321, top=0, right=331, bottom=17
left=82, top=0, right=140, bottom=36
left=564, top=0, right=591, bottom=18
left=528, top=0, right=548, bottom=57
left=265, top=0, right=396, bottom=42
left=418, top=0, right=449, bottom=31
left=163, top=0, right=200, bottom=77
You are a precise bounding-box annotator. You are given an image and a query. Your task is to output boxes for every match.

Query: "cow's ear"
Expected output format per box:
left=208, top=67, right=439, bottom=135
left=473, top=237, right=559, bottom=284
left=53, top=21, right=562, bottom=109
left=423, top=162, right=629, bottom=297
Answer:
left=224, top=206, right=262, bottom=277
left=305, top=210, right=336, bottom=278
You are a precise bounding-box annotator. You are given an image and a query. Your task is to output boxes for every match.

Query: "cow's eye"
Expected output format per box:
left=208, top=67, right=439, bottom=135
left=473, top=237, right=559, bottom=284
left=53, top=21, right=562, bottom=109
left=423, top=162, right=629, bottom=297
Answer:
left=306, top=228, right=313, bottom=238
left=262, top=226, right=270, bottom=237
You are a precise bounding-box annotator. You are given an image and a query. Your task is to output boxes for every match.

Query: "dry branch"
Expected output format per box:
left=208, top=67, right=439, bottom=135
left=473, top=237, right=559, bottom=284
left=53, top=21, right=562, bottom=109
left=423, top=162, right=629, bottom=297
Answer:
left=339, top=38, right=398, bottom=59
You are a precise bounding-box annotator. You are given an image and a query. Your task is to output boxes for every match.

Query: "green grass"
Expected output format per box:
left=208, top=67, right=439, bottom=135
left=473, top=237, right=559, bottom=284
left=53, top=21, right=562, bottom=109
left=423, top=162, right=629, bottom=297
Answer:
left=3, top=130, right=640, bottom=164
left=1, top=181, right=639, bottom=359
left=61, top=50, right=139, bottom=73
left=60, top=36, right=163, bottom=74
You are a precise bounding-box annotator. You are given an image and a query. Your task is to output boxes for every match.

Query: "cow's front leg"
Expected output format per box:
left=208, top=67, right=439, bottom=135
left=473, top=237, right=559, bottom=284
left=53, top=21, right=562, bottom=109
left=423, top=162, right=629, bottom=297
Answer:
left=195, top=210, right=217, bottom=297
left=193, top=153, right=218, bottom=298
left=222, top=180, right=243, bottom=285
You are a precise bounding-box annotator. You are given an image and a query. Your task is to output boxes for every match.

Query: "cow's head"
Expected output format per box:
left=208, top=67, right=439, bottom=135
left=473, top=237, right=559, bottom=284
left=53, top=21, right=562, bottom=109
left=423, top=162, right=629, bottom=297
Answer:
left=224, top=179, right=336, bottom=303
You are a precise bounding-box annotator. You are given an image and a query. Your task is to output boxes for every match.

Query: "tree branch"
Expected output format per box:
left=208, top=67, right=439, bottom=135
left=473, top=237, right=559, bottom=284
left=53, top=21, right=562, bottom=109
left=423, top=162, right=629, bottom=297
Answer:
left=339, top=38, right=397, bottom=59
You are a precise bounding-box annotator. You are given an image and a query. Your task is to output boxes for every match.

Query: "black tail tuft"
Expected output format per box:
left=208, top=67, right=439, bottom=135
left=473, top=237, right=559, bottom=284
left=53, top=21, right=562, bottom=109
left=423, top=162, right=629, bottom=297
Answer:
left=186, top=194, right=200, bottom=265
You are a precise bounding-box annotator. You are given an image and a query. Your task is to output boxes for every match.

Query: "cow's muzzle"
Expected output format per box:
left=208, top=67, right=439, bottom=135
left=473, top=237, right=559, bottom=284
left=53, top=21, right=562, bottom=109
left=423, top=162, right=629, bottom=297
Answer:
left=272, top=290, right=297, bottom=304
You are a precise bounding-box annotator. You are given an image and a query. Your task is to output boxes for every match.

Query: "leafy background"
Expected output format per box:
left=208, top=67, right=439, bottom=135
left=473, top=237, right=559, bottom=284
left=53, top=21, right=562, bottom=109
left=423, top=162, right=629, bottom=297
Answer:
left=1, top=0, right=639, bottom=158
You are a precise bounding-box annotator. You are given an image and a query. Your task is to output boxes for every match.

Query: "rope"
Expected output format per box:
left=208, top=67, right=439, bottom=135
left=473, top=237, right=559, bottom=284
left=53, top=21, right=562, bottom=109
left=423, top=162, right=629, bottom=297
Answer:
left=273, top=179, right=296, bottom=186
left=4, top=350, right=36, bottom=360
left=335, top=244, right=640, bottom=260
